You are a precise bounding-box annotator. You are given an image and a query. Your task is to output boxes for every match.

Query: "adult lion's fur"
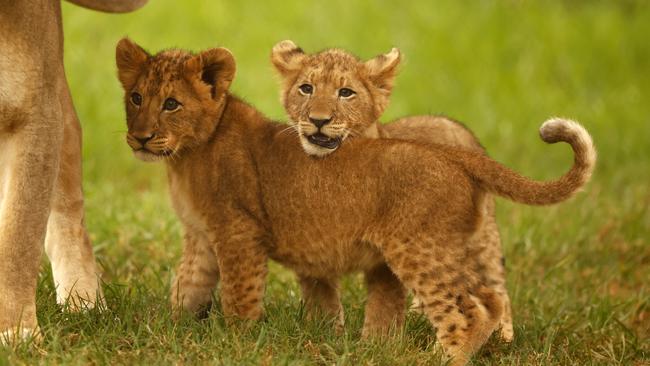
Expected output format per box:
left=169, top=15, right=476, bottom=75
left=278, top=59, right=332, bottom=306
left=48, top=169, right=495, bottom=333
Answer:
left=0, top=0, right=146, bottom=343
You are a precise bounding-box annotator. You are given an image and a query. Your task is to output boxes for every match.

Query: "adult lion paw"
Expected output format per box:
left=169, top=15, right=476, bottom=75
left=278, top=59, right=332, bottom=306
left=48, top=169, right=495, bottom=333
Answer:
left=0, top=327, right=42, bottom=346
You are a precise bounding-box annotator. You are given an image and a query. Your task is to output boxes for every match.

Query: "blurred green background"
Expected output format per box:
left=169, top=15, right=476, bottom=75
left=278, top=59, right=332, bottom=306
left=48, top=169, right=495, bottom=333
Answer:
left=10, top=0, right=650, bottom=364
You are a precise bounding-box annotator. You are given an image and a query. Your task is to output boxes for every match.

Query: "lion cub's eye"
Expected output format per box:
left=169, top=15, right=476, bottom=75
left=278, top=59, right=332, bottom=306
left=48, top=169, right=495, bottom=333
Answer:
left=298, top=84, right=313, bottom=95
left=338, top=88, right=356, bottom=98
left=163, top=98, right=181, bottom=111
left=130, top=92, right=142, bottom=106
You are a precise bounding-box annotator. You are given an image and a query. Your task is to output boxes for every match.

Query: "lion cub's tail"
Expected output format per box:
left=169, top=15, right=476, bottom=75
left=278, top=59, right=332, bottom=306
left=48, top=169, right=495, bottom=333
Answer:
left=458, top=118, right=596, bottom=205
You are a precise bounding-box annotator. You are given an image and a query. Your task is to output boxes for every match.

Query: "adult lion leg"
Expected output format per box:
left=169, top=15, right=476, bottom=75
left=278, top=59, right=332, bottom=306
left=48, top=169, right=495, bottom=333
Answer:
left=362, top=263, right=407, bottom=338
left=171, top=230, right=220, bottom=318
left=44, top=76, right=102, bottom=309
left=298, top=276, right=344, bottom=330
left=1, top=3, right=63, bottom=337
left=0, top=94, right=63, bottom=343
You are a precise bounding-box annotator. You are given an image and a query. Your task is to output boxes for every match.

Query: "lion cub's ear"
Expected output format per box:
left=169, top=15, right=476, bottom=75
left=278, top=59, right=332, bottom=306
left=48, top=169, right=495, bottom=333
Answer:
left=363, top=48, right=401, bottom=117
left=364, top=47, right=401, bottom=92
left=271, top=40, right=306, bottom=77
left=183, top=47, right=236, bottom=100
left=115, top=38, right=149, bottom=91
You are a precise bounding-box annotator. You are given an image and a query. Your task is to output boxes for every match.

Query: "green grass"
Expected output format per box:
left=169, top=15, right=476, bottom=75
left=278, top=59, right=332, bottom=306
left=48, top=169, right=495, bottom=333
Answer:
left=2, top=0, right=649, bottom=364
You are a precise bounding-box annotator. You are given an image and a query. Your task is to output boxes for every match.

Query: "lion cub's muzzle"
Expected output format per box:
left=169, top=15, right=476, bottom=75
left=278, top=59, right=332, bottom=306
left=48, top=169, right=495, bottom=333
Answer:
left=126, top=132, right=175, bottom=160
left=301, top=117, right=343, bottom=150
left=306, top=133, right=341, bottom=149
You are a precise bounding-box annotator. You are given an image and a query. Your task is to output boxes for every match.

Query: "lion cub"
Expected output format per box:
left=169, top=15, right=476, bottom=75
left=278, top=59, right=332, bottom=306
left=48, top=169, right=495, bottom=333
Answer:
left=271, top=41, right=514, bottom=341
left=116, top=39, right=595, bottom=366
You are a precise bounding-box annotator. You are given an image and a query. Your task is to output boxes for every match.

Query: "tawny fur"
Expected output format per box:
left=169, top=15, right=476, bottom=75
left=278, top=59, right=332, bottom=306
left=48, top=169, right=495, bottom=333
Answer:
left=116, top=40, right=595, bottom=366
left=271, top=41, right=515, bottom=341
left=0, top=0, right=146, bottom=343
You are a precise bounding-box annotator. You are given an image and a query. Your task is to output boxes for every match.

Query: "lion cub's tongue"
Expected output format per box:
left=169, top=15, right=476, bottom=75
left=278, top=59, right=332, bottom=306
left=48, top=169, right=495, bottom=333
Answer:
left=311, top=133, right=331, bottom=143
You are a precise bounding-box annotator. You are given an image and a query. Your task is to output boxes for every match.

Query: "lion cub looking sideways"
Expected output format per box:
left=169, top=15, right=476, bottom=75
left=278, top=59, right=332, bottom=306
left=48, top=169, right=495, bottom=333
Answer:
left=271, top=40, right=515, bottom=342
left=116, top=39, right=595, bottom=366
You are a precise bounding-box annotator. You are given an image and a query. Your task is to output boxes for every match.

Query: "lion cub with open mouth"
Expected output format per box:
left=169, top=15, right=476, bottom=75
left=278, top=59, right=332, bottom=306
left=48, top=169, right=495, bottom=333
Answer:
left=116, top=39, right=595, bottom=366
left=271, top=40, right=516, bottom=342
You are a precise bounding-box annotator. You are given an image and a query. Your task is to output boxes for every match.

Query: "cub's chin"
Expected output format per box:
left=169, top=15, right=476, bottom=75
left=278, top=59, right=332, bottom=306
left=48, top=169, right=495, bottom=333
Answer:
left=133, top=149, right=174, bottom=162
left=299, top=133, right=342, bottom=158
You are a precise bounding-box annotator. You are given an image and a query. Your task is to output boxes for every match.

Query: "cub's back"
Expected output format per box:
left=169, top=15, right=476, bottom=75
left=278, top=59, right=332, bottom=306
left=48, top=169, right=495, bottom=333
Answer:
left=382, top=116, right=485, bottom=153
left=258, top=134, right=481, bottom=236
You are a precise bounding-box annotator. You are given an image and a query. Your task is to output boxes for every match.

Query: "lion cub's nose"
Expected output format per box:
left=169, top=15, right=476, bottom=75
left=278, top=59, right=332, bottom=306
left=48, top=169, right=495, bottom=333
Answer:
left=309, top=117, right=332, bottom=129
left=134, top=133, right=155, bottom=146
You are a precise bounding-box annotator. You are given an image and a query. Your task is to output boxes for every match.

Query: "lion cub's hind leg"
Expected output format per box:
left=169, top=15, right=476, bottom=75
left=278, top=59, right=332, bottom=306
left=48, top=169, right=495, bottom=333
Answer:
left=466, top=285, right=505, bottom=348
left=362, top=263, right=408, bottom=338
left=470, top=199, right=514, bottom=342
left=376, top=234, right=502, bottom=366
left=499, top=294, right=514, bottom=342
left=298, top=276, right=345, bottom=331
left=478, top=237, right=513, bottom=342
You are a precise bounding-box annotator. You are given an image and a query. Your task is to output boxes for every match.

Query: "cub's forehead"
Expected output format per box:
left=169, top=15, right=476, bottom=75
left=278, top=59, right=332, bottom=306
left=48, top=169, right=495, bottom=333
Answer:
left=302, top=49, right=361, bottom=79
left=139, top=50, right=192, bottom=94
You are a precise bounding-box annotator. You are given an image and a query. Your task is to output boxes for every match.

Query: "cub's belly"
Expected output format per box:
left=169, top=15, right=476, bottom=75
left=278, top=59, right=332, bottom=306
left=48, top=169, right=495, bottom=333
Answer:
left=268, top=239, right=385, bottom=279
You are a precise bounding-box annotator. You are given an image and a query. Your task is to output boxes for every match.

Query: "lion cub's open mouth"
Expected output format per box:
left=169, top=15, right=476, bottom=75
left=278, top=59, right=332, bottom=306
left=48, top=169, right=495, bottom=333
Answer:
left=306, top=133, right=341, bottom=149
